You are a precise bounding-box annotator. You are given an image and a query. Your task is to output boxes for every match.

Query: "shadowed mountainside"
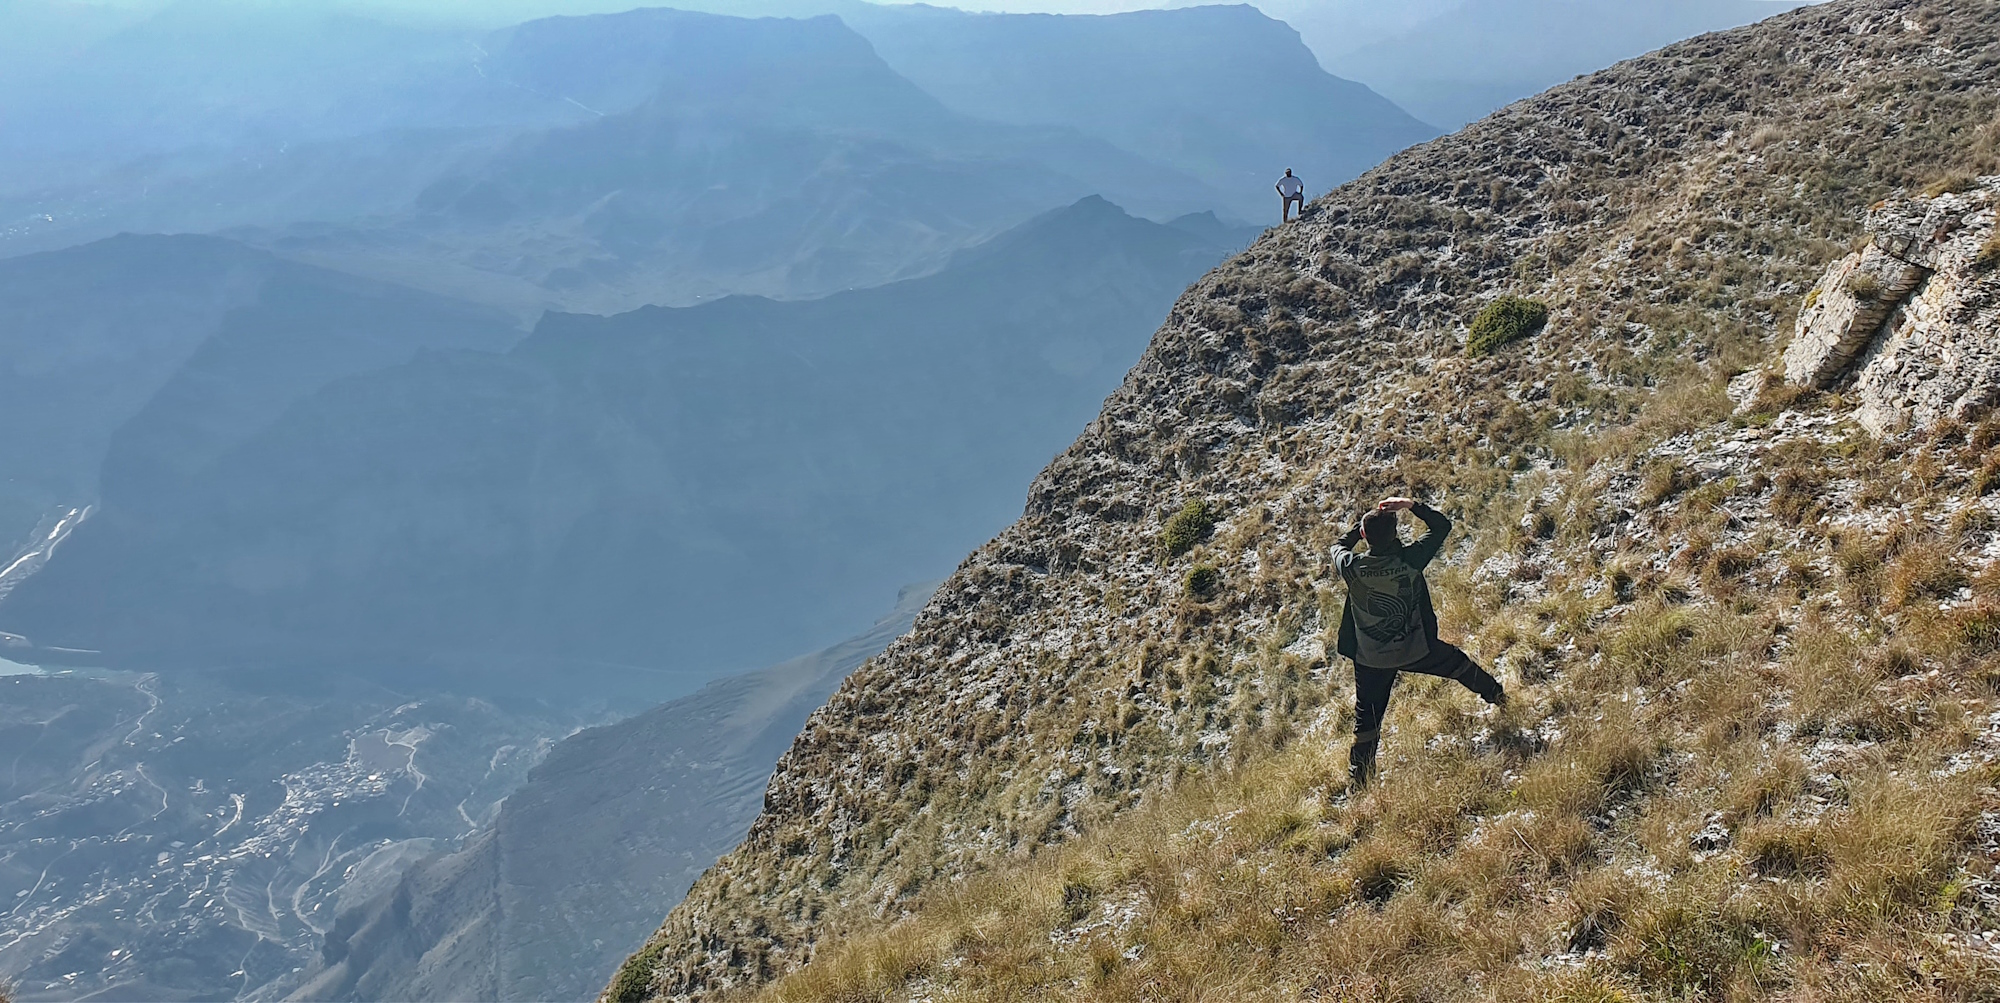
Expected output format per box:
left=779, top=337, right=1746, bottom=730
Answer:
left=0, top=199, right=1253, bottom=699
left=0, top=233, right=520, bottom=553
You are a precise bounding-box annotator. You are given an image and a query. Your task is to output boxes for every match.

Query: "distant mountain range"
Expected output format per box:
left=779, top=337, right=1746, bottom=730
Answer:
left=0, top=3, right=1432, bottom=314
left=243, top=8, right=1224, bottom=315
left=0, top=198, right=1254, bottom=698
left=816, top=2, right=1434, bottom=216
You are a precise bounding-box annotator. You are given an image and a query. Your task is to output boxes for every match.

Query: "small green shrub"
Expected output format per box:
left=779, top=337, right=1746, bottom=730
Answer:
left=1184, top=564, right=1221, bottom=601
left=1846, top=270, right=1884, bottom=301
left=1161, top=500, right=1216, bottom=557
left=1975, top=234, right=2000, bottom=271
left=1466, top=296, right=1550, bottom=355
left=607, top=942, right=665, bottom=1003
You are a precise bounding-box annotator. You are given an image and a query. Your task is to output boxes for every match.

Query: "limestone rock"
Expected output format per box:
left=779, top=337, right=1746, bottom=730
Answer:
left=1850, top=186, right=2000, bottom=434
left=1726, top=369, right=1774, bottom=415
left=1782, top=244, right=1928, bottom=388
left=1783, top=179, right=2000, bottom=409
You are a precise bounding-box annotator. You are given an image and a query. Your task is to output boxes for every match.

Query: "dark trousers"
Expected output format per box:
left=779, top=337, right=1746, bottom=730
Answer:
left=1350, top=641, right=1502, bottom=784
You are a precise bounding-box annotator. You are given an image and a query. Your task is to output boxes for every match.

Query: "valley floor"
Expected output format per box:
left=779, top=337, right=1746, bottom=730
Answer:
left=0, top=668, right=586, bottom=1001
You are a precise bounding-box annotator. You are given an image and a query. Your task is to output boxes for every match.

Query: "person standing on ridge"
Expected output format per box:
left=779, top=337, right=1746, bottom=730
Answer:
left=1277, top=168, right=1305, bottom=222
left=1333, top=496, right=1506, bottom=788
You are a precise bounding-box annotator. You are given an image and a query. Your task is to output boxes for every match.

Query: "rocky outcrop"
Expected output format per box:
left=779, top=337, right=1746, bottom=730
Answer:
left=609, top=2, right=2000, bottom=999
left=1784, top=179, right=2000, bottom=434
left=1782, top=243, right=1932, bottom=388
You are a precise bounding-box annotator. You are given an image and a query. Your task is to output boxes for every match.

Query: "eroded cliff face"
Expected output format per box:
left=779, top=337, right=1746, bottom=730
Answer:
left=613, top=1, right=2000, bottom=998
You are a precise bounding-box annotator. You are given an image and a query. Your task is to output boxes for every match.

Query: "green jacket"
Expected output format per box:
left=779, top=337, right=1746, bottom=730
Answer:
left=1333, top=503, right=1450, bottom=669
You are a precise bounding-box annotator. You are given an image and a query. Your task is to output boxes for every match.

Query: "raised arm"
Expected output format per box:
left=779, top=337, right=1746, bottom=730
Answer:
left=1331, top=520, right=1364, bottom=576
left=1401, top=502, right=1453, bottom=570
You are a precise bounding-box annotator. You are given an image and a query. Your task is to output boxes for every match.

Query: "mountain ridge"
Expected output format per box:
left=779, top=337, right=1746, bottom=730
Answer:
left=0, top=197, right=1252, bottom=700
left=0, top=232, right=520, bottom=552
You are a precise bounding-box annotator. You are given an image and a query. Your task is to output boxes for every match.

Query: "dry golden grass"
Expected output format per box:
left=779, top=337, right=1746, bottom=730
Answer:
left=752, top=414, right=2000, bottom=1003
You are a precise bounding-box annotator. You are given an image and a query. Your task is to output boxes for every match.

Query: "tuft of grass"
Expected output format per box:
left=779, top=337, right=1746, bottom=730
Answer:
left=1770, top=465, right=1828, bottom=525
left=1742, top=823, right=1829, bottom=878
left=1921, top=172, right=1978, bottom=197
left=1846, top=269, right=1884, bottom=301
left=1954, top=600, right=2000, bottom=653
left=1638, top=458, right=1693, bottom=507
left=1883, top=542, right=1968, bottom=609
left=1161, top=499, right=1216, bottom=557
left=1183, top=564, right=1221, bottom=601
left=1467, top=296, right=1551, bottom=355
left=1974, top=448, right=2000, bottom=494
left=1977, top=234, right=2000, bottom=271
left=1615, top=893, right=1773, bottom=998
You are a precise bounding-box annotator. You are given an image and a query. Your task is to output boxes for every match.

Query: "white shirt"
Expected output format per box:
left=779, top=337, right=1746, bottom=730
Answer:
left=1277, top=175, right=1304, bottom=198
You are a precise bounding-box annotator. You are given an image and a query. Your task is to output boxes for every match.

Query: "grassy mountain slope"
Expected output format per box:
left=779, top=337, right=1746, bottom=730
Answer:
left=611, top=0, right=2000, bottom=998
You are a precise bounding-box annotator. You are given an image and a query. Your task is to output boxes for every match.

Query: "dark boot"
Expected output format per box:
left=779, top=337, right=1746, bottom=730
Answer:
left=1348, top=733, right=1379, bottom=789
left=1434, top=645, right=1505, bottom=706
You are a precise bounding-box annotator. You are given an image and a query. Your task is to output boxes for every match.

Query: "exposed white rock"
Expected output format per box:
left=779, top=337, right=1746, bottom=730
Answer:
left=1783, top=179, right=2000, bottom=434
left=1784, top=244, right=1930, bottom=388
left=1851, top=189, right=2000, bottom=433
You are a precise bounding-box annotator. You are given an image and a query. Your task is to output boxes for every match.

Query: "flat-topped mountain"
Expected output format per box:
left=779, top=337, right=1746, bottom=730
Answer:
left=608, top=0, right=2000, bottom=998
left=829, top=2, right=1437, bottom=219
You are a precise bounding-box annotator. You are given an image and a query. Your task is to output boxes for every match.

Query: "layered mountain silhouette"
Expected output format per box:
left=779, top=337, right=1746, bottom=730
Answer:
left=0, top=198, right=1252, bottom=697
left=820, top=2, right=1437, bottom=218
left=1, top=4, right=1438, bottom=313
left=251, top=9, right=1220, bottom=315
left=0, top=233, right=520, bottom=552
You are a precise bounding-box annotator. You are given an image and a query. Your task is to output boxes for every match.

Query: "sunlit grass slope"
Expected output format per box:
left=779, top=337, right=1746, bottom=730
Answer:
left=759, top=398, right=2000, bottom=1002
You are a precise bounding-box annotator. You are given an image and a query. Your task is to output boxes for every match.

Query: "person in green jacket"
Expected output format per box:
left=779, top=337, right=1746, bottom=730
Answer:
left=1333, top=496, right=1506, bottom=787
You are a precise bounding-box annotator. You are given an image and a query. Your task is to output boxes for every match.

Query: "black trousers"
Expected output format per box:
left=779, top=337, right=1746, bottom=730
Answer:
left=1350, top=641, right=1502, bottom=780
